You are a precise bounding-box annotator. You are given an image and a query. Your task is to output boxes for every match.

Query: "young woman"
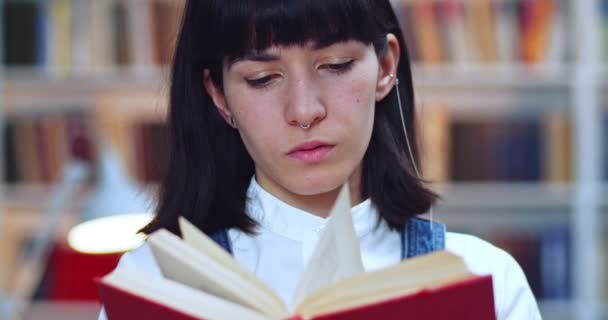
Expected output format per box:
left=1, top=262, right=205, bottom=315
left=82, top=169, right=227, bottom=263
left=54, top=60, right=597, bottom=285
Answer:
left=100, top=1, right=541, bottom=319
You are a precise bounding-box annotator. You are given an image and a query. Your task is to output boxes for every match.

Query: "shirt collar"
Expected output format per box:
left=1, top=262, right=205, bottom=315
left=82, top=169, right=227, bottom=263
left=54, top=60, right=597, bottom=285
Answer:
left=245, top=177, right=378, bottom=243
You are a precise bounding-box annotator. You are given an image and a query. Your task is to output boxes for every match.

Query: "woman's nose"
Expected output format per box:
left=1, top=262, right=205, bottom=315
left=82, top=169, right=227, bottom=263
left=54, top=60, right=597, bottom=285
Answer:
left=284, top=76, right=326, bottom=129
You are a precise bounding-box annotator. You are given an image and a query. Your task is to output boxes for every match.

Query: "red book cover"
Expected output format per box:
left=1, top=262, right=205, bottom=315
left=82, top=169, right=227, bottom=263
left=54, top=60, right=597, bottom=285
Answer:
left=312, top=275, right=495, bottom=320
left=98, top=275, right=495, bottom=320
left=97, top=279, right=201, bottom=320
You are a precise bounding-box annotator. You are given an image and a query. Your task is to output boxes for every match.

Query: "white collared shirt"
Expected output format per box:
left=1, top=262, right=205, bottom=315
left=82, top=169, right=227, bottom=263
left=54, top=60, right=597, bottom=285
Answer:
left=99, top=178, right=542, bottom=319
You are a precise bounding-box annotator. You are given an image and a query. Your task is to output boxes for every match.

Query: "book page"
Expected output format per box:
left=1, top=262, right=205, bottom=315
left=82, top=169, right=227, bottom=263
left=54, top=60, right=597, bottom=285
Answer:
left=101, top=268, right=270, bottom=320
left=148, top=230, right=287, bottom=319
left=178, top=217, right=284, bottom=310
left=292, top=184, right=365, bottom=307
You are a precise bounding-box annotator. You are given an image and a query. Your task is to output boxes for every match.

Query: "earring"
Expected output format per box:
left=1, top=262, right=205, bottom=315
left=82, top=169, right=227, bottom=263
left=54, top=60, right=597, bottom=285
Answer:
left=230, top=116, right=236, bottom=127
left=393, top=74, right=437, bottom=247
left=389, top=73, right=399, bottom=85
left=393, top=75, right=419, bottom=179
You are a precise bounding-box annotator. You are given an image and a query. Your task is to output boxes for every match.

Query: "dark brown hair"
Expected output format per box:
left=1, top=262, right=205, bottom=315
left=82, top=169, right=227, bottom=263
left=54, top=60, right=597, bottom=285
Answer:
left=141, top=0, right=438, bottom=236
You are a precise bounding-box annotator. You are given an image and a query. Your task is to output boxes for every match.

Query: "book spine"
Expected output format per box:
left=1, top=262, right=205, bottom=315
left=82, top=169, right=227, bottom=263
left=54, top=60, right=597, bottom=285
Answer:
left=411, top=1, right=443, bottom=63
left=494, top=0, right=518, bottom=63
left=36, top=0, right=48, bottom=66
left=3, top=118, right=18, bottom=183
left=3, top=1, right=40, bottom=65
left=540, top=225, right=571, bottom=299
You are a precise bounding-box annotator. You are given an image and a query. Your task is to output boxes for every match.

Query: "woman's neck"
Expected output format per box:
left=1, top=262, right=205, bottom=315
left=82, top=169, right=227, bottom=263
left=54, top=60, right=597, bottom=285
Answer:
left=255, top=171, right=363, bottom=218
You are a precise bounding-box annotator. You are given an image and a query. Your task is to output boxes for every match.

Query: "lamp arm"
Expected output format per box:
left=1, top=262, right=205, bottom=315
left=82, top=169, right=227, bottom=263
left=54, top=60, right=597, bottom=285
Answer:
left=3, top=161, right=89, bottom=320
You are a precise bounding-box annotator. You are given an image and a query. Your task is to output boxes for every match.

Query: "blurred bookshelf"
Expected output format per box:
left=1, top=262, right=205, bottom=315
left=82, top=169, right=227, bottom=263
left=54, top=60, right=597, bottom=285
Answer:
left=399, top=0, right=606, bottom=319
left=0, top=0, right=606, bottom=319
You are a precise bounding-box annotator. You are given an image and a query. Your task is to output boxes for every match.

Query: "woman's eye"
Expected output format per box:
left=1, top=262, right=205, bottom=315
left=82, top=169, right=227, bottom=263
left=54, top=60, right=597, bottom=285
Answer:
left=246, top=75, right=277, bottom=87
left=324, top=60, right=355, bottom=73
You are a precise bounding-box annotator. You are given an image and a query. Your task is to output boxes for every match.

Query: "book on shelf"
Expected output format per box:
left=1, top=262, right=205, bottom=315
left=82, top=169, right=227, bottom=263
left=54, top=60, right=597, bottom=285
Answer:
left=2, top=108, right=168, bottom=185
left=539, top=226, right=570, bottom=299
left=489, top=225, right=570, bottom=300
left=542, top=109, right=572, bottom=183
left=97, top=185, right=496, bottom=320
left=2, top=0, right=574, bottom=71
left=409, top=1, right=444, bottom=63
left=393, top=0, right=565, bottom=65
left=465, top=0, right=498, bottom=63
left=449, top=224, right=571, bottom=301
left=420, top=104, right=451, bottom=182
left=1, top=0, right=182, bottom=73
left=2, top=0, right=41, bottom=65
left=2, top=111, right=95, bottom=184
left=492, top=230, right=543, bottom=298
left=419, top=107, right=572, bottom=183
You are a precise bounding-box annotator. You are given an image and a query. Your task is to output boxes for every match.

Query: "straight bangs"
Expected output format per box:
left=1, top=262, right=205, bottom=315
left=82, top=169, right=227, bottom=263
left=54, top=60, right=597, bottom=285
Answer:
left=197, top=0, right=385, bottom=67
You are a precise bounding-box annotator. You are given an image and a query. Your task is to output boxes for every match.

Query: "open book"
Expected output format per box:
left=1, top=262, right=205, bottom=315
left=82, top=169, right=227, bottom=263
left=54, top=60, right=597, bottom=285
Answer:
left=97, top=185, right=496, bottom=320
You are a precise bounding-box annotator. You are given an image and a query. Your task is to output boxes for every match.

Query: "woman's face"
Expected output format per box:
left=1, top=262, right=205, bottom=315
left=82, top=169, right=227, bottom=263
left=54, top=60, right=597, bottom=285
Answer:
left=205, top=37, right=398, bottom=210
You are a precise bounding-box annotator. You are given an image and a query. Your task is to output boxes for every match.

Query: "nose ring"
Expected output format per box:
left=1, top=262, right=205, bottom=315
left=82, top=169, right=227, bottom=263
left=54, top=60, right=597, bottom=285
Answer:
left=299, top=123, right=311, bottom=129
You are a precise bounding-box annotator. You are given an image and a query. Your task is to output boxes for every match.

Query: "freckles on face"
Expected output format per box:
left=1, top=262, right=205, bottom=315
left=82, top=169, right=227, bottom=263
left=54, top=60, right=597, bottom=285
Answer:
left=221, top=41, right=379, bottom=196
left=330, top=73, right=377, bottom=162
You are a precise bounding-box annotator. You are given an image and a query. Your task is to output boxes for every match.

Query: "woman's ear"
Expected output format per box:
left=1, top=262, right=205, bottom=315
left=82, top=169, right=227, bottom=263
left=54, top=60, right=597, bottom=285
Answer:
left=375, top=33, right=400, bottom=102
left=203, top=69, right=237, bottom=128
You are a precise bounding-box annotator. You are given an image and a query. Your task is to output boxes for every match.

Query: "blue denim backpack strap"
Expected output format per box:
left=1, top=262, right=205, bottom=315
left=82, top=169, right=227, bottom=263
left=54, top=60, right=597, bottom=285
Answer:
left=208, top=228, right=233, bottom=255
left=400, top=217, right=446, bottom=259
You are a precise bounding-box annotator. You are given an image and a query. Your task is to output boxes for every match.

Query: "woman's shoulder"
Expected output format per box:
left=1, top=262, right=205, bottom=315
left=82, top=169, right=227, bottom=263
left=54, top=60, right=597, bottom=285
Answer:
left=444, top=232, right=515, bottom=273
left=444, top=232, right=542, bottom=320
left=113, top=242, right=163, bottom=277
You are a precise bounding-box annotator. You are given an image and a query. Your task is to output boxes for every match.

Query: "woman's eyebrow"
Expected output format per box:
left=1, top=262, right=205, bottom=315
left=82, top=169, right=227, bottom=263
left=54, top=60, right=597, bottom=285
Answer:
left=312, top=38, right=341, bottom=50
left=227, top=52, right=280, bottom=69
left=226, top=40, right=350, bottom=70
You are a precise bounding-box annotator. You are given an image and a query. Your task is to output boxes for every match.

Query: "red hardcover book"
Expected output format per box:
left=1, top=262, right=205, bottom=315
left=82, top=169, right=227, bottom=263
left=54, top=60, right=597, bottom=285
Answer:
left=98, top=188, right=496, bottom=319
left=98, top=273, right=494, bottom=320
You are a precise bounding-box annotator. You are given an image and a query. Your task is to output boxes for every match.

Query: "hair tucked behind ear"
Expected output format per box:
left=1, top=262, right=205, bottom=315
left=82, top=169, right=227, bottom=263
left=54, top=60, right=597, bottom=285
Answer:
left=140, top=0, right=437, bottom=236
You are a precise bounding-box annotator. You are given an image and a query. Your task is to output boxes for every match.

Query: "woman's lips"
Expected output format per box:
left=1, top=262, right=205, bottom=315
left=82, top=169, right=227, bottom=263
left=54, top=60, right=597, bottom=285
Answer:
left=287, top=143, right=335, bottom=163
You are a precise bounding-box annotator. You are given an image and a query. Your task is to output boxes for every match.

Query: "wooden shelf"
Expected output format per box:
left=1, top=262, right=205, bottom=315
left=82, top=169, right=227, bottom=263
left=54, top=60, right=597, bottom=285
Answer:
left=1, top=79, right=168, bottom=122
left=410, top=64, right=572, bottom=113
left=1, top=182, right=158, bottom=209
left=2, top=65, right=170, bottom=82
left=424, top=183, right=608, bottom=230
left=5, top=181, right=607, bottom=210
left=412, top=63, right=572, bottom=89
left=433, top=182, right=574, bottom=209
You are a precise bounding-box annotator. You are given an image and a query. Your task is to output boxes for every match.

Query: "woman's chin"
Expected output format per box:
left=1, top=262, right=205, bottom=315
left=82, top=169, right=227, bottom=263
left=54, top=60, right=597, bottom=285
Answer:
left=284, top=176, right=347, bottom=197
